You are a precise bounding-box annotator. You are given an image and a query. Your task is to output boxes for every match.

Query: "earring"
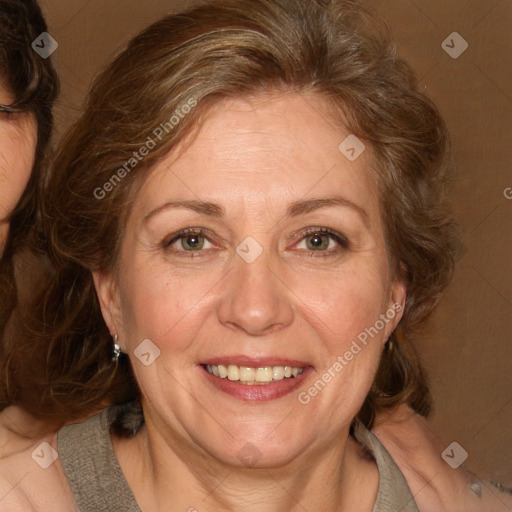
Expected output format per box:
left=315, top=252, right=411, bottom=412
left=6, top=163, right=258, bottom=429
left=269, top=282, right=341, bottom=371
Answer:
left=385, top=337, right=393, bottom=353
left=112, top=333, right=121, bottom=363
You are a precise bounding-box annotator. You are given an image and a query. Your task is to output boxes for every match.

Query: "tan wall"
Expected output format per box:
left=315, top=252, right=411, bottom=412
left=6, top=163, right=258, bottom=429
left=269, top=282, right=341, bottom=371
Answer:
left=38, top=0, right=512, bottom=484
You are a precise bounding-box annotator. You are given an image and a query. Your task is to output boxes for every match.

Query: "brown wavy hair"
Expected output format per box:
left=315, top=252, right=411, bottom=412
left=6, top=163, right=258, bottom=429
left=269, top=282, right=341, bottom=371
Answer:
left=0, top=0, right=59, bottom=407
left=6, top=0, right=458, bottom=431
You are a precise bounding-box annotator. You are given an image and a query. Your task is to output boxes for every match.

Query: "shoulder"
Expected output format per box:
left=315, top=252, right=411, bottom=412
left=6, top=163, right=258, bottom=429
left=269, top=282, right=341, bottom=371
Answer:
left=0, top=408, right=111, bottom=511
left=0, top=406, right=54, bottom=459
left=0, top=432, right=79, bottom=511
left=57, top=406, right=111, bottom=481
left=353, top=420, right=419, bottom=511
left=372, top=404, right=512, bottom=512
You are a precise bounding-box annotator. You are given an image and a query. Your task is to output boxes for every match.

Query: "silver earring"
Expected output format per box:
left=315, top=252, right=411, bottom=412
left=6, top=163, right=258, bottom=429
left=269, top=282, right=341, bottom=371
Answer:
left=112, top=333, right=121, bottom=362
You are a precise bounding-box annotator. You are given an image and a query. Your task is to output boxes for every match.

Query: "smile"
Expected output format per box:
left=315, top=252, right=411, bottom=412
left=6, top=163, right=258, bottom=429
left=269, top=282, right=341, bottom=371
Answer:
left=204, top=364, right=304, bottom=385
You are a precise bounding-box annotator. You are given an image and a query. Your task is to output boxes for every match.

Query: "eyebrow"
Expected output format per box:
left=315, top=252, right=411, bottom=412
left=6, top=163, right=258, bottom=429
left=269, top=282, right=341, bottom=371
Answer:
left=144, top=195, right=369, bottom=226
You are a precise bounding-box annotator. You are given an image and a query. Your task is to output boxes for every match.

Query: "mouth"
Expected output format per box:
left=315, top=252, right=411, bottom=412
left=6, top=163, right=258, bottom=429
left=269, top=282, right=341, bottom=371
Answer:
left=202, top=364, right=305, bottom=385
left=199, top=357, right=313, bottom=402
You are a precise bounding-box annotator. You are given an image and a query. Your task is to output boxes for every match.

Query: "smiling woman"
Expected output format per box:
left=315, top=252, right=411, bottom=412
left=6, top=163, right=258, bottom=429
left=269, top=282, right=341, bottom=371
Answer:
left=1, top=0, right=499, bottom=510
left=0, top=0, right=58, bottom=401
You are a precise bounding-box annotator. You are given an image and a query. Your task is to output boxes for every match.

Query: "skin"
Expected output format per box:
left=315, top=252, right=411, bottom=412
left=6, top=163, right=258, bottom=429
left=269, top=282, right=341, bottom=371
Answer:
left=0, top=86, right=37, bottom=254
left=0, top=92, right=506, bottom=511
left=373, top=404, right=512, bottom=511
left=93, top=92, right=406, bottom=511
left=0, top=84, right=45, bottom=458
left=0, top=83, right=73, bottom=505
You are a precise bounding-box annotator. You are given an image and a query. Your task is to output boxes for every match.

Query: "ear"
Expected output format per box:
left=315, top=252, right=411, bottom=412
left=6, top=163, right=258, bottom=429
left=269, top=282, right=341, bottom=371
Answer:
left=92, top=270, right=124, bottom=348
left=384, top=277, right=407, bottom=340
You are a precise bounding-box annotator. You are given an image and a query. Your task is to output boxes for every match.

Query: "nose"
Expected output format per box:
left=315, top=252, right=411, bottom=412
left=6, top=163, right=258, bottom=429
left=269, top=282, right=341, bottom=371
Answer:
left=217, top=250, right=295, bottom=336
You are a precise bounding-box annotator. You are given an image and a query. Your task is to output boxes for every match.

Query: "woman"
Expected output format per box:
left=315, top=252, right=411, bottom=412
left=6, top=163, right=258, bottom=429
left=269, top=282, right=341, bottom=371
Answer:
left=0, top=0, right=59, bottom=448
left=0, top=0, right=510, bottom=510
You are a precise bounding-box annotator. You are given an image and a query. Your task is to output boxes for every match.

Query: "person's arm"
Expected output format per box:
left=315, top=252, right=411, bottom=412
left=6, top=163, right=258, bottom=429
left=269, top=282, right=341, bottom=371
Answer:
left=0, top=432, right=79, bottom=511
left=372, top=404, right=512, bottom=512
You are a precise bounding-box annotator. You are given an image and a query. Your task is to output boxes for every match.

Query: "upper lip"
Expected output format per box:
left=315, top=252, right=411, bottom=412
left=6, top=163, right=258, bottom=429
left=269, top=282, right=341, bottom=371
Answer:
left=201, top=356, right=311, bottom=368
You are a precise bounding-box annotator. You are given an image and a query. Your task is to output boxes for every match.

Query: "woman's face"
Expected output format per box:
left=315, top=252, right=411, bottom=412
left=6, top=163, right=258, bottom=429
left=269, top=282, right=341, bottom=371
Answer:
left=96, top=92, right=406, bottom=467
left=0, top=86, right=38, bottom=251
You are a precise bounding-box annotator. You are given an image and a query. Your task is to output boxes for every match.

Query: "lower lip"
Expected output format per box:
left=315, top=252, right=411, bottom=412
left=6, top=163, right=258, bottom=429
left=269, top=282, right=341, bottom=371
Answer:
left=200, top=365, right=314, bottom=402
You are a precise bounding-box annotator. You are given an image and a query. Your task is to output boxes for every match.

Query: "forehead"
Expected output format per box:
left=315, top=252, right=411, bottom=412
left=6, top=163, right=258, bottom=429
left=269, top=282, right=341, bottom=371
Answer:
left=134, top=92, right=380, bottom=219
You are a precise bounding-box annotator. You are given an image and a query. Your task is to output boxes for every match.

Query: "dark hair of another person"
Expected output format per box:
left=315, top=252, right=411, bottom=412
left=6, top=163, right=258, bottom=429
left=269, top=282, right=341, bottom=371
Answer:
left=6, top=0, right=458, bottom=431
left=0, top=0, right=59, bottom=407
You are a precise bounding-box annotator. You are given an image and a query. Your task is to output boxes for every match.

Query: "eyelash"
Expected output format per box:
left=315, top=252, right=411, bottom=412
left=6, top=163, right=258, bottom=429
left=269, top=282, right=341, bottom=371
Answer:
left=162, top=227, right=349, bottom=259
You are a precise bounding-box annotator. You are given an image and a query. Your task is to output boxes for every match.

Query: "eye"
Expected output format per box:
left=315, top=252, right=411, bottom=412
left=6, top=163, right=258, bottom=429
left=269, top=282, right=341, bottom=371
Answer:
left=161, top=226, right=349, bottom=259
left=163, top=228, right=214, bottom=255
left=295, top=227, right=349, bottom=255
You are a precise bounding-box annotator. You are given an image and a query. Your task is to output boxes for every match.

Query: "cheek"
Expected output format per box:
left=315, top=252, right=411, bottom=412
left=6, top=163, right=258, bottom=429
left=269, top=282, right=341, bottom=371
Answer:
left=0, top=122, right=37, bottom=219
left=119, top=257, right=218, bottom=349
left=118, top=236, right=393, bottom=365
left=292, top=258, right=392, bottom=420
left=295, top=256, right=391, bottom=348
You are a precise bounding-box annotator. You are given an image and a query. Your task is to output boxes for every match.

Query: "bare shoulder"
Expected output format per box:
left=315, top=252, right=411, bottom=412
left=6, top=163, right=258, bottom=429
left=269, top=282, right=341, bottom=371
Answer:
left=372, top=404, right=512, bottom=512
left=0, top=432, right=78, bottom=512
left=0, top=406, right=55, bottom=459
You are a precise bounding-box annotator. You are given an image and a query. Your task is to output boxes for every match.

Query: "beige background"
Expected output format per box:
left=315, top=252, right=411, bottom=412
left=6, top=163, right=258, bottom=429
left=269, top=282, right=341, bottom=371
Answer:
left=38, top=0, right=512, bottom=484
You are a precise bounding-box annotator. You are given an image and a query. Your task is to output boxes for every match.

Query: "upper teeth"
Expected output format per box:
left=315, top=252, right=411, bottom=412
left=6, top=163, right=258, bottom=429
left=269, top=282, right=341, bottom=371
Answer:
left=206, top=364, right=304, bottom=384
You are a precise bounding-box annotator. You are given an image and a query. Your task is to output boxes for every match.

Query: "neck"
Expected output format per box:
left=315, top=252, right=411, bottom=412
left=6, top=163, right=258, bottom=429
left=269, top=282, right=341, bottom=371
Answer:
left=113, top=416, right=379, bottom=512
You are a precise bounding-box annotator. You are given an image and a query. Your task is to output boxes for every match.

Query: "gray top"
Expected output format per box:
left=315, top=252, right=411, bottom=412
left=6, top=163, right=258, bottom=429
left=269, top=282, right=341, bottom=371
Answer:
left=58, top=404, right=418, bottom=512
